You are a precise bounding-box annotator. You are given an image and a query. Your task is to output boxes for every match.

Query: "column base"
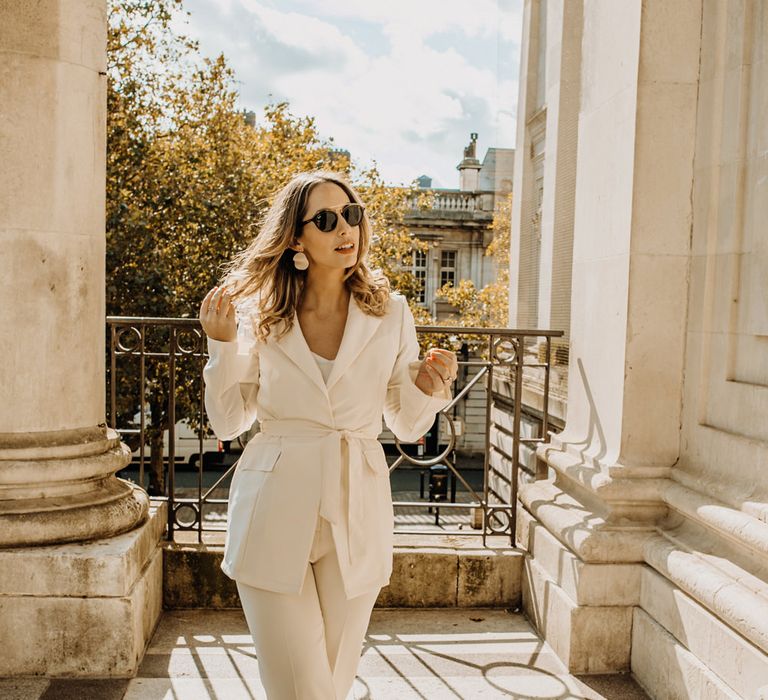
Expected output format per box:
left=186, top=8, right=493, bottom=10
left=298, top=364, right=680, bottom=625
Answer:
left=518, top=475, right=768, bottom=692
left=632, top=565, right=768, bottom=700
left=0, top=426, right=149, bottom=546
left=0, top=498, right=166, bottom=677
left=517, top=495, right=641, bottom=673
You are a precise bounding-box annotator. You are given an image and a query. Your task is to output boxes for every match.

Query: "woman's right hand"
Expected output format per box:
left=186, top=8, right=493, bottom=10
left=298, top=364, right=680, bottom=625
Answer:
left=200, top=286, right=237, bottom=342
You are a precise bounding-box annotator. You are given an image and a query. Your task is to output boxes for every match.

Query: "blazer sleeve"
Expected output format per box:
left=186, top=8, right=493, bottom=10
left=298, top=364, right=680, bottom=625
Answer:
left=203, top=310, right=260, bottom=441
left=383, top=295, right=453, bottom=443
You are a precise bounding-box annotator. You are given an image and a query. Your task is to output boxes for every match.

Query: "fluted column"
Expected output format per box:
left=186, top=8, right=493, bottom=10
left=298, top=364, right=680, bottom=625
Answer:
left=533, top=0, right=699, bottom=522
left=0, top=0, right=148, bottom=545
left=517, top=0, right=702, bottom=673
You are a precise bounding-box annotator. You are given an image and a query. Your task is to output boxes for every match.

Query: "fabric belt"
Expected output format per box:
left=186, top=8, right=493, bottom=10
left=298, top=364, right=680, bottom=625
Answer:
left=259, top=419, right=380, bottom=566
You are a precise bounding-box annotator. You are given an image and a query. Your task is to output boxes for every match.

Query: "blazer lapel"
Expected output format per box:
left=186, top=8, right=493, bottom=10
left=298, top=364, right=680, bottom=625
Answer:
left=272, top=293, right=384, bottom=394
left=325, top=294, right=383, bottom=391
left=273, top=313, right=328, bottom=396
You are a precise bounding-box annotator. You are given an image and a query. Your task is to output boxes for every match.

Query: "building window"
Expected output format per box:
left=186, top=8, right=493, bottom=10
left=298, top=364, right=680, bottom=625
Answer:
left=413, top=249, right=427, bottom=303
left=440, top=250, right=456, bottom=288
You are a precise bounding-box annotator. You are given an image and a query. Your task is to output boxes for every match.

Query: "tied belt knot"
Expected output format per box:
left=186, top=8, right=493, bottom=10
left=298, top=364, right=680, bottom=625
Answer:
left=259, top=419, right=381, bottom=566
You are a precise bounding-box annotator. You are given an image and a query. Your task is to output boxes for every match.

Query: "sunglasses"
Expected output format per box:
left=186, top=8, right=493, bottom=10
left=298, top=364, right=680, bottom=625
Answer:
left=301, top=203, right=364, bottom=233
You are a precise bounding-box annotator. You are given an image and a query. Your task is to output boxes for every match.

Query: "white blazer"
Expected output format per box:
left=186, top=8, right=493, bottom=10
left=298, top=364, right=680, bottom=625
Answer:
left=203, top=291, right=452, bottom=599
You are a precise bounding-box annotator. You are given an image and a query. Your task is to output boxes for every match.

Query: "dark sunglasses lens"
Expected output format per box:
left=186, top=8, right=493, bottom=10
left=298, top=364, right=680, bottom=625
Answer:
left=315, top=210, right=338, bottom=232
left=343, top=204, right=363, bottom=227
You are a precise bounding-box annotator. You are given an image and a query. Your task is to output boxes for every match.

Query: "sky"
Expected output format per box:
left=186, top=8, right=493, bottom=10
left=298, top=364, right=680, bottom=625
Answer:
left=173, top=0, right=523, bottom=188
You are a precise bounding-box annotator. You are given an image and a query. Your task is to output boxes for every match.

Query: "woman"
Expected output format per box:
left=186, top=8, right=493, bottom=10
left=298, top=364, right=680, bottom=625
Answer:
left=200, top=170, right=458, bottom=700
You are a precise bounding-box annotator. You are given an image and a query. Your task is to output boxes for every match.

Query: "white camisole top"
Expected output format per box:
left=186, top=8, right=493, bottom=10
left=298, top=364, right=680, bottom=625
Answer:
left=311, top=351, right=334, bottom=384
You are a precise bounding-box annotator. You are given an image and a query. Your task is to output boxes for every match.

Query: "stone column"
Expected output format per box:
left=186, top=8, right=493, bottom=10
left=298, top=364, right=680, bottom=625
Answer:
left=0, top=0, right=147, bottom=543
left=0, top=0, right=162, bottom=677
left=508, top=0, right=535, bottom=328
left=518, top=0, right=702, bottom=673
left=535, top=0, right=580, bottom=340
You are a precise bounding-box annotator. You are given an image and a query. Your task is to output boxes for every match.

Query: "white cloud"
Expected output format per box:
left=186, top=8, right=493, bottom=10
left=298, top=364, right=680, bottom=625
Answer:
left=292, top=0, right=520, bottom=41
left=177, top=0, right=522, bottom=186
left=239, top=1, right=369, bottom=66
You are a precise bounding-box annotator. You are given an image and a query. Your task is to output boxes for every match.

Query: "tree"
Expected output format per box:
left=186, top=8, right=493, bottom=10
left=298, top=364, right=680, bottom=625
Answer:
left=106, top=0, right=343, bottom=494
left=352, top=165, right=425, bottom=300
left=432, top=193, right=512, bottom=354
left=106, top=0, right=422, bottom=494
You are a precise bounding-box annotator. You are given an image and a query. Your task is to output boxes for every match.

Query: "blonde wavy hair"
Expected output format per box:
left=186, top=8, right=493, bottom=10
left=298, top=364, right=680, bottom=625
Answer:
left=220, top=171, right=391, bottom=342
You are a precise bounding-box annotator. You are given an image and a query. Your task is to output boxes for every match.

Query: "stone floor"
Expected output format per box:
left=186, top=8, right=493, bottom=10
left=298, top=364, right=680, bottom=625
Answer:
left=2, top=609, right=649, bottom=699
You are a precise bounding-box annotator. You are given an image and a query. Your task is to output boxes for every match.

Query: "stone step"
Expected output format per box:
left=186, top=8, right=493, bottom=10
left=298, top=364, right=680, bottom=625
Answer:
left=1, top=609, right=650, bottom=699
left=163, top=533, right=524, bottom=609
left=522, top=554, right=634, bottom=674
left=519, top=505, right=642, bottom=606
left=632, top=608, right=744, bottom=700
left=644, top=532, right=768, bottom=655
left=635, top=566, right=768, bottom=700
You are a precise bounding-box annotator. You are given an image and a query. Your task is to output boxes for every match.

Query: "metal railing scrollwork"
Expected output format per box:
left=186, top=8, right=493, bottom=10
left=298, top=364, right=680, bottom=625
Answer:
left=107, top=317, right=563, bottom=547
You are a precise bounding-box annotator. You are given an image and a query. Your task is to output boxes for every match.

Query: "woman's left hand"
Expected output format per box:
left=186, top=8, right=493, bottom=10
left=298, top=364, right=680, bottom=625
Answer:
left=415, top=348, right=459, bottom=395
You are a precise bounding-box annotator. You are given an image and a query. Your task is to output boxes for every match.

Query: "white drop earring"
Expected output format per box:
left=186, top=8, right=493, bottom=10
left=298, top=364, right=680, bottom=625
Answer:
left=293, top=250, right=309, bottom=270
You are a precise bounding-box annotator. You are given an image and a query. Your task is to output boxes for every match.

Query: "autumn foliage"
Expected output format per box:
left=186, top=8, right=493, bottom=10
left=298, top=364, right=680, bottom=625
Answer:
left=106, top=0, right=427, bottom=493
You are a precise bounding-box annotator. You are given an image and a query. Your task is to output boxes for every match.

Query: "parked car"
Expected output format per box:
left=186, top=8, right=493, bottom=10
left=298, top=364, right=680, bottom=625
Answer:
left=126, top=414, right=250, bottom=469
left=221, top=423, right=260, bottom=457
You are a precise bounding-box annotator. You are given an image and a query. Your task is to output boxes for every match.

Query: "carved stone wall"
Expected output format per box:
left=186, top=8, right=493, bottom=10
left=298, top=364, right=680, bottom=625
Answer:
left=510, top=0, right=768, bottom=695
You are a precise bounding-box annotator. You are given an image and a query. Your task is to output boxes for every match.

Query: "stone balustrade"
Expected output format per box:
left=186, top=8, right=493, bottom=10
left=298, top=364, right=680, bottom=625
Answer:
left=406, top=189, right=496, bottom=216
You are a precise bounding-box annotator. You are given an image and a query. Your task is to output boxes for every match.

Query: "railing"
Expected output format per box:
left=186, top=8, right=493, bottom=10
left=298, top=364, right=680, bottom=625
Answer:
left=107, top=317, right=563, bottom=547
left=406, top=190, right=494, bottom=214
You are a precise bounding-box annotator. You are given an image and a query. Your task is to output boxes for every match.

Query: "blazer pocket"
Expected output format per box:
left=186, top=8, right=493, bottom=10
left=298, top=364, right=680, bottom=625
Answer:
left=363, top=447, right=390, bottom=478
left=240, top=441, right=282, bottom=472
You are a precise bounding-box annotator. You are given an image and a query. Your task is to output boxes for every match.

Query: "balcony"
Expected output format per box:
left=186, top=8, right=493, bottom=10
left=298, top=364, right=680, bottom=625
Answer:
left=12, top=317, right=642, bottom=696
left=107, top=317, right=564, bottom=552
left=405, top=190, right=496, bottom=223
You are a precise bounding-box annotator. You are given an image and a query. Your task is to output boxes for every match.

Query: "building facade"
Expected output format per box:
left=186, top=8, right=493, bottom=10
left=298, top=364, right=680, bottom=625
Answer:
left=390, top=137, right=515, bottom=455
left=507, top=1, right=768, bottom=697
left=405, top=134, right=514, bottom=321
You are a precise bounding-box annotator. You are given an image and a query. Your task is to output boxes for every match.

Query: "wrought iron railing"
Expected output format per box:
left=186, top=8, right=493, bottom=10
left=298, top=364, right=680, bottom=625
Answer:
left=107, top=317, right=563, bottom=547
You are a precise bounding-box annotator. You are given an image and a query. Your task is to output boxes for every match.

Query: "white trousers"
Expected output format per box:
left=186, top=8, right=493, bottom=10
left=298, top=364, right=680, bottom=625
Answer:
left=236, top=513, right=380, bottom=700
